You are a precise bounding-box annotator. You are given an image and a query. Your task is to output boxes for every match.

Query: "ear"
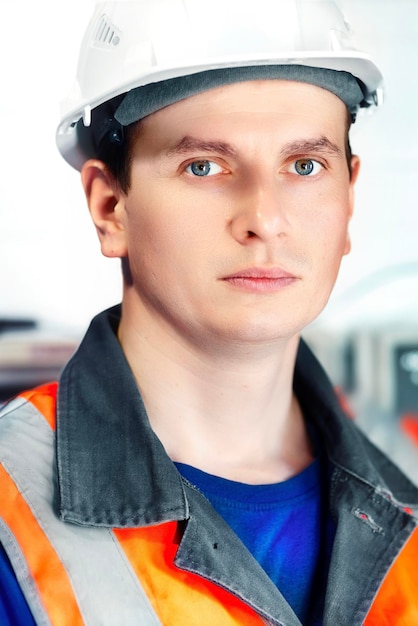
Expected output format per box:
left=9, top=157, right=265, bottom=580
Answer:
left=344, top=155, right=361, bottom=255
left=81, top=160, right=128, bottom=258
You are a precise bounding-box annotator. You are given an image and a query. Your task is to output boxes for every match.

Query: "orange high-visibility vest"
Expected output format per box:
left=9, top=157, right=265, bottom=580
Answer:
left=0, top=384, right=267, bottom=625
left=1, top=383, right=418, bottom=625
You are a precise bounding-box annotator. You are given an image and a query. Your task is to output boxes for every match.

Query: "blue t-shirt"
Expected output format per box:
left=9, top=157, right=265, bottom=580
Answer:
left=176, top=456, right=333, bottom=625
left=0, top=545, right=36, bottom=626
left=0, top=457, right=332, bottom=625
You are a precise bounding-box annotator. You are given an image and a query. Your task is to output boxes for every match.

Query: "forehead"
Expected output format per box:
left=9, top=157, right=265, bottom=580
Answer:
left=132, top=80, right=350, bottom=161
left=138, top=79, right=349, bottom=143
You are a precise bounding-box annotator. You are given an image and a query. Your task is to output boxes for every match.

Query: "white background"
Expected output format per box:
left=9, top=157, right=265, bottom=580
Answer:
left=0, top=0, right=417, bottom=333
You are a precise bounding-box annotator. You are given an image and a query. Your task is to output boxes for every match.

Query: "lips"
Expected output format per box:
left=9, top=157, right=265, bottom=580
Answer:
left=222, top=267, right=298, bottom=292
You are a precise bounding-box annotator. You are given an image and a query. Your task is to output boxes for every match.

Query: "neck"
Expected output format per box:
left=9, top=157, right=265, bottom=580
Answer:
left=118, top=300, right=313, bottom=484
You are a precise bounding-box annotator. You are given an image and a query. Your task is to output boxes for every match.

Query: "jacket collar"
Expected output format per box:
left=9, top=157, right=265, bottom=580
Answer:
left=57, top=305, right=189, bottom=526
left=56, top=305, right=416, bottom=527
left=294, top=340, right=418, bottom=503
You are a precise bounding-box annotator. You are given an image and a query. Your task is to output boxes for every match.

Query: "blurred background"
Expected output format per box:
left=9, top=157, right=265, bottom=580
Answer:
left=1, top=0, right=418, bottom=482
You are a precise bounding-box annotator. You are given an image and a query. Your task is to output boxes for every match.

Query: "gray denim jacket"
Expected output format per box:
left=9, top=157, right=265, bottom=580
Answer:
left=54, top=305, right=418, bottom=626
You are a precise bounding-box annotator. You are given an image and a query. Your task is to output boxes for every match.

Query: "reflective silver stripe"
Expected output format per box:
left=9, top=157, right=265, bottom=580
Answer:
left=0, top=397, right=161, bottom=626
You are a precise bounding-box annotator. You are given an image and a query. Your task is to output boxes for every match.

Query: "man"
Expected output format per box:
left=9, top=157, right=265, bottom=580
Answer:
left=1, top=1, right=417, bottom=624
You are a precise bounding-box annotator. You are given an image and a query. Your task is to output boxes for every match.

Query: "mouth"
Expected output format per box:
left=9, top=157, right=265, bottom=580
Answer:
left=222, top=267, right=298, bottom=293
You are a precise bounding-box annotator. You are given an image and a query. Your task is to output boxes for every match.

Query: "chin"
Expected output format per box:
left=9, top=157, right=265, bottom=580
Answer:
left=209, top=317, right=306, bottom=346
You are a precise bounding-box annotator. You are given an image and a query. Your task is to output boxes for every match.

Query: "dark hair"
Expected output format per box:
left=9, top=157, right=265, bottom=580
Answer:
left=95, top=121, right=140, bottom=193
left=344, top=108, right=353, bottom=179
left=76, top=97, right=140, bottom=194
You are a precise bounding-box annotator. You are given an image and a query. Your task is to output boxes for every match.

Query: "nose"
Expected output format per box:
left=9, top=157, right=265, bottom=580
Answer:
left=230, top=175, right=289, bottom=245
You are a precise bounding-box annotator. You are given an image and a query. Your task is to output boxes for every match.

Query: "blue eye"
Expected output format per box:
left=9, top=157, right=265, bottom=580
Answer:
left=186, top=160, right=222, bottom=177
left=293, top=159, right=322, bottom=176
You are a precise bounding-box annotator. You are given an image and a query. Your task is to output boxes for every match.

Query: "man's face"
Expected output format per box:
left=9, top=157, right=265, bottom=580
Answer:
left=106, top=80, right=359, bottom=347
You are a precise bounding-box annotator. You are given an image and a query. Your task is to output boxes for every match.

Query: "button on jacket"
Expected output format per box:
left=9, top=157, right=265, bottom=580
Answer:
left=1, top=305, right=417, bottom=625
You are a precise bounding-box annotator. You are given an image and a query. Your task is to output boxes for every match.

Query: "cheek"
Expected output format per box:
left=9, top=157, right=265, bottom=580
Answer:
left=318, top=221, right=350, bottom=280
left=304, top=198, right=351, bottom=268
left=124, top=190, right=213, bottom=283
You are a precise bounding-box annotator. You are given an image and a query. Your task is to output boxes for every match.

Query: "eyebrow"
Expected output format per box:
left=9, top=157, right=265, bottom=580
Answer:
left=164, top=134, right=342, bottom=160
left=280, top=137, right=343, bottom=158
left=165, top=136, right=237, bottom=158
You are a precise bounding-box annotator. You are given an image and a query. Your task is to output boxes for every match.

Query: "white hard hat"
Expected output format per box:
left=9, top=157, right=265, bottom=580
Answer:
left=56, top=0, right=384, bottom=170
